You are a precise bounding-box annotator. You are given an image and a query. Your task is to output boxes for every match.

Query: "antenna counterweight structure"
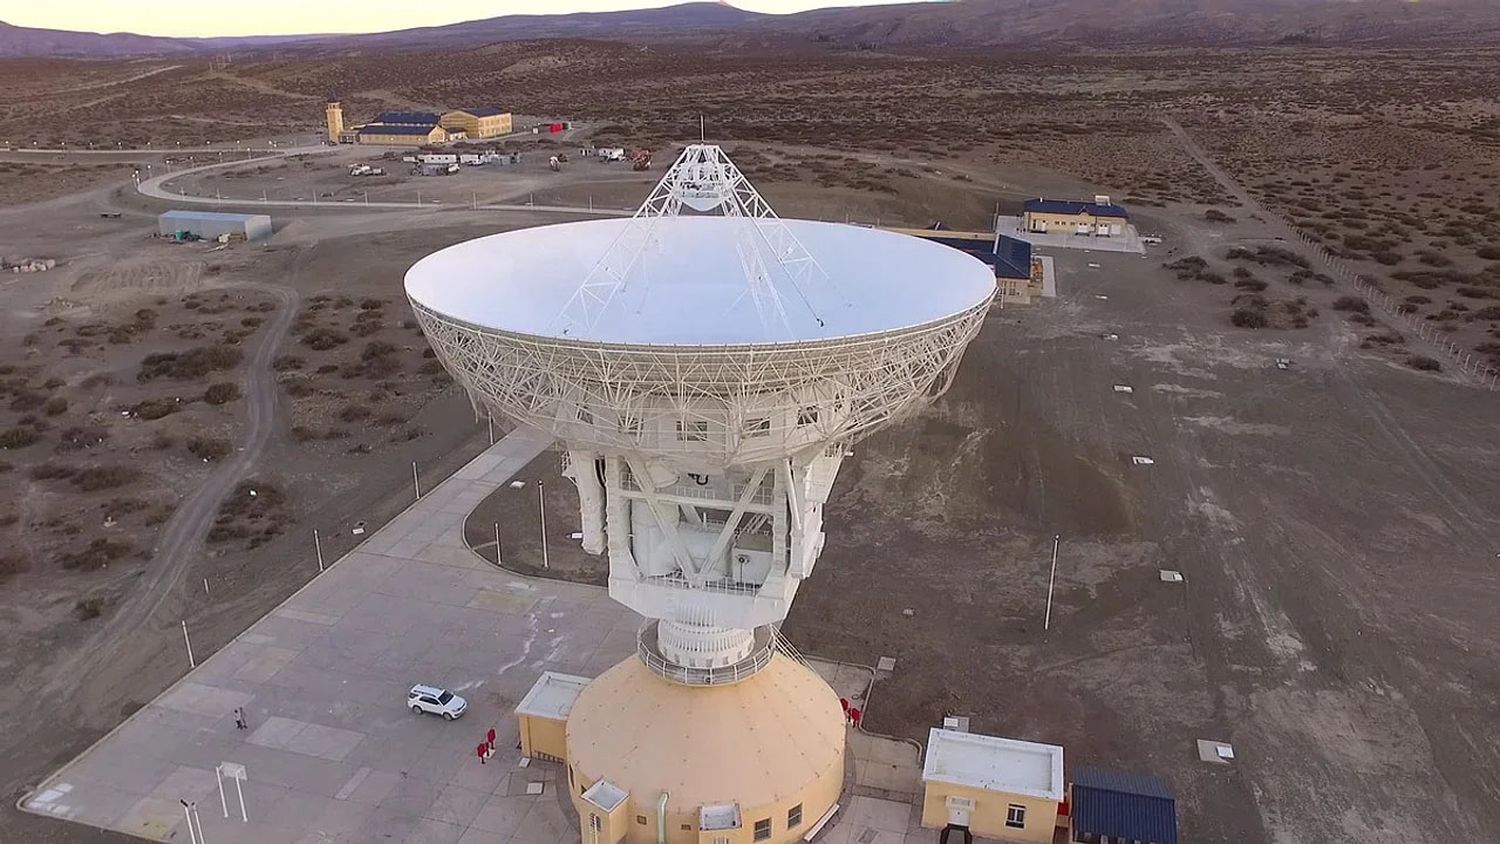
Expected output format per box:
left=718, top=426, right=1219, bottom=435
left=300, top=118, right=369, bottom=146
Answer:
left=555, top=144, right=832, bottom=341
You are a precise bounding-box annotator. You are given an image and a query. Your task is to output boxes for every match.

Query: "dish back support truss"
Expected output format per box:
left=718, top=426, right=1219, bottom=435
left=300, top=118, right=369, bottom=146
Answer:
left=554, top=144, right=836, bottom=340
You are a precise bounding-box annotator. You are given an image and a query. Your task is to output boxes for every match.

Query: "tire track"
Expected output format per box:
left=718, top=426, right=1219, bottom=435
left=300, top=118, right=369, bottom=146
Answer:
left=32, top=280, right=299, bottom=700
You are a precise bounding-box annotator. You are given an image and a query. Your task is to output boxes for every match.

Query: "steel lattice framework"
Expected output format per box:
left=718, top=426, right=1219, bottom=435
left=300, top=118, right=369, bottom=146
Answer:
left=411, top=299, right=989, bottom=470
left=555, top=144, right=833, bottom=342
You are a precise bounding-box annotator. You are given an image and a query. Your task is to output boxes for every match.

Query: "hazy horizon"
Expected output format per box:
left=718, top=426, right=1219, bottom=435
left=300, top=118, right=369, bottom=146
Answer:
left=1, top=0, right=929, bottom=38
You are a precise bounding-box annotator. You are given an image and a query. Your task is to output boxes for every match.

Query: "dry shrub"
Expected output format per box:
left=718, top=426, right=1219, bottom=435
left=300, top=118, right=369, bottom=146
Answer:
left=203, top=382, right=241, bottom=405
left=133, top=397, right=179, bottom=420
left=0, top=426, right=40, bottom=449
left=58, top=537, right=131, bottom=570
left=72, top=465, right=139, bottom=492
left=187, top=435, right=231, bottom=461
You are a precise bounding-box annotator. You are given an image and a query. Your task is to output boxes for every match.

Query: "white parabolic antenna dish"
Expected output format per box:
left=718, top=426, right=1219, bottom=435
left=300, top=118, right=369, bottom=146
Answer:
left=406, top=145, right=996, bottom=470
left=406, top=217, right=994, bottom=346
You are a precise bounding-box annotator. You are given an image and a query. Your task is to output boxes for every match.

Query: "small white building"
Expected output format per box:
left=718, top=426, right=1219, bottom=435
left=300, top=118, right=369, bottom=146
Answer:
left=515, top=671, right=590, bottom=762
left=921, top=728, right=1065, bottom=843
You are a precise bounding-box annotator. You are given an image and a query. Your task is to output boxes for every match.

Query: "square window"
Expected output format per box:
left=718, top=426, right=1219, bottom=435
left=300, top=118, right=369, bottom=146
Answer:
left=677, top=420, right=709, bottom=442
left=753, top=818, right=772, bottom=841
left=576, top=406, right=594, bottom=424
left=788, top=803, right=803, bottom=828
left=744, top=416, right=771, bottom=437
left=637, top=815, right=648, bottom=825
left=797, top=407, right=819, bottom=426
left=1006, top=804, right=1026, bottom=828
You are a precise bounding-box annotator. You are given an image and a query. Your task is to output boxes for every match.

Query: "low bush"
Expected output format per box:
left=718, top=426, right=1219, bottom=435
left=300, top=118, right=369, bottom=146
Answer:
left=302, top=328, right=348, bottom=351
left=72, top=465, right=139, bottom=492
left=1332, top=296, right=1370, bottom=314
left=187, top=435, right=231, bottom=461
left=58, top=537, right=131, bottom=570
left=138, top=346, right=242, bottom=381
left=203, top=382, right=241, bottom=405
left=42, top=396, right=68, bottom=416
left=1405, top=355, right=1442, bottom=372
left=1231, top=307, right=1268, bottom=328
left=0, top=426, right=39, bottom=449
left=132, top=397, right=178, bottom=420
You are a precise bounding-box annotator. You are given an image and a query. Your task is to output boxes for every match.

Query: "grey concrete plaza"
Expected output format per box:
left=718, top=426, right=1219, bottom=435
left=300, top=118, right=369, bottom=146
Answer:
left=22, top=428, right=947, bottom=844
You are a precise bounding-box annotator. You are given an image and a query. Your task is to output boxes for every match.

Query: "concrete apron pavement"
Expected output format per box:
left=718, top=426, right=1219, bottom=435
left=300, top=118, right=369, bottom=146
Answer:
left=22, top=427, right=930, bottom=844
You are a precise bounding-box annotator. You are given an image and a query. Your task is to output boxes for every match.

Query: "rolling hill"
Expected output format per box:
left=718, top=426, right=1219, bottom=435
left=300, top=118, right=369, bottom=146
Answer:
left=3, top=0, right=1500, bottom=58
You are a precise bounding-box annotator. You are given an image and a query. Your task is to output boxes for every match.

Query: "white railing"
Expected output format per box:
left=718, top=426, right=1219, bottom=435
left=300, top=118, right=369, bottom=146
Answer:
left=637, top=622, right=775, bottom=686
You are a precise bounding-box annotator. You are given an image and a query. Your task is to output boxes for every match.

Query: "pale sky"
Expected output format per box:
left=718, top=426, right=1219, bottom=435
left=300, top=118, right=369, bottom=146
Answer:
left=2, top=0, right=924, bottom=38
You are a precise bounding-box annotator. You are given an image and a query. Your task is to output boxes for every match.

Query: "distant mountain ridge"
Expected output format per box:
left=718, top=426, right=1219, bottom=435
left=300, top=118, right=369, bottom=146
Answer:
left=4, top=0, right=1500, bottom=58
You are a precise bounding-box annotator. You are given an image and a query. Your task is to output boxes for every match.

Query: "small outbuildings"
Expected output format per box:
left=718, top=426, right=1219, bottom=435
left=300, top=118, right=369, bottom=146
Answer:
left=1023, top=196, right=1129, bottom=237
left=921, top=727, right=1066, bottom=844
left=515, top=671, right=589, bottom=763
left=1068, top=767, right=1179, bottom=844
left=157, top=209, right=272, bottom=241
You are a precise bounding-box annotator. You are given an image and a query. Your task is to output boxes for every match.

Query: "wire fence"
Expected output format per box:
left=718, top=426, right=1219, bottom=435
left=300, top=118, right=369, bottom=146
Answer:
left=1269, top=208, right=1500, bottom=390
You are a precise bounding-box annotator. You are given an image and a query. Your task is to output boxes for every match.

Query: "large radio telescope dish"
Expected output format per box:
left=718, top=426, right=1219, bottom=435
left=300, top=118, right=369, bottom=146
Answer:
left=407, top=144, right=994, bottom=662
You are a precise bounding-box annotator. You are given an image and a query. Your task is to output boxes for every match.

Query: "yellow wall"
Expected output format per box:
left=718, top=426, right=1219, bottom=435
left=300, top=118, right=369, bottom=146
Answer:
left=519, top=713, right=567, bottom=762
left=441, top=111, right=513, bottom=138
left=580, top=789, right=632, bottom=844
left=1023, top=211, right=1125, bottom=235
left=356, top=127, right=446, bottom=146
left=920, top=782, right=1059, bottom=843
left=571, top=756, right=841, bottom=844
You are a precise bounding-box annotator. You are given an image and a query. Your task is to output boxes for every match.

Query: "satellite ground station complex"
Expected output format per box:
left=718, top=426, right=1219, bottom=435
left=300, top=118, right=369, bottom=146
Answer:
left=405, top=144, right=996, bottom=844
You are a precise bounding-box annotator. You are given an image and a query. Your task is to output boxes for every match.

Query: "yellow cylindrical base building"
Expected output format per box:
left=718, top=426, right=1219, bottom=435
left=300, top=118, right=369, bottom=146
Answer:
left=565, top=653, right=845, bottom=844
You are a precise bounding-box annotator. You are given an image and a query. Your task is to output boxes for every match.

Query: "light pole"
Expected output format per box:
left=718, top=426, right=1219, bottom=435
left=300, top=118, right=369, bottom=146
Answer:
left=538, top=480, right=549, bottom=569
left=1044, top=534, right=1060, bottom=631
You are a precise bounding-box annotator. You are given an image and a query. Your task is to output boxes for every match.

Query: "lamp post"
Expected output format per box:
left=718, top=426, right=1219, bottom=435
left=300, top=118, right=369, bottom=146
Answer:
left=1044, top=534, right=1060, bottom=631
left=538, top=480, right=549, bottom=569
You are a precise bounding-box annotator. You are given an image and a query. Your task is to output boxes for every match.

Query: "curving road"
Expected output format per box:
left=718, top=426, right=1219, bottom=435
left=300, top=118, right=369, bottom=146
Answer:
left=134, top=147, right=632, bottom=217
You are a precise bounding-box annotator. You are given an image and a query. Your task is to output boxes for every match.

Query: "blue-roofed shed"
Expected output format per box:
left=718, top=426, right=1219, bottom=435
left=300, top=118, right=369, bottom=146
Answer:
left=1069, top=767, right=1178, bottom=844
left=358, top=125, right=441, bottom=137
left=373, top=111, right=440, bottom=126
left=1023, top=198, right=1129, bottom=219
left=991, top=234, right=1033, bottom=281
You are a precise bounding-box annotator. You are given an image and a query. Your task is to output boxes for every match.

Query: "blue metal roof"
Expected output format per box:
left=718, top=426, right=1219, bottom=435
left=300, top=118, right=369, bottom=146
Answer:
left=1023, top=198, right=1129, bottom=219
left=992, top=234, right=1032, bottom=280
left=359, top=124, right=441, bottom=136
left=159, top=210, right=269, bottom=223
left=373, top=111, right=439, bottom=126
left=906, top=232, right=1032, bottom=281
left=1071, top=768, right=1178, bottom=844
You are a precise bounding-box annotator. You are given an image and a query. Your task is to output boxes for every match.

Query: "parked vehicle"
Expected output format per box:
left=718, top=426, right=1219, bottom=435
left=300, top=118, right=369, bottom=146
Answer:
left=408, top=684, right=467, bottom=719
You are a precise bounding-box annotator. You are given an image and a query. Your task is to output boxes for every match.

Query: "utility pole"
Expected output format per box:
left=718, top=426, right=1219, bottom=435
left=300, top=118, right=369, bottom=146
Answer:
left=538, top=481, right=549, bottom=569
left=1044, top=534, right=1060, bottom=631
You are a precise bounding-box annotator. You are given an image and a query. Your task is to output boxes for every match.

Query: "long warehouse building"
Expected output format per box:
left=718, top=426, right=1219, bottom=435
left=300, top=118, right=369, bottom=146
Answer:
left=157, top=210, right=273, bottom=241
